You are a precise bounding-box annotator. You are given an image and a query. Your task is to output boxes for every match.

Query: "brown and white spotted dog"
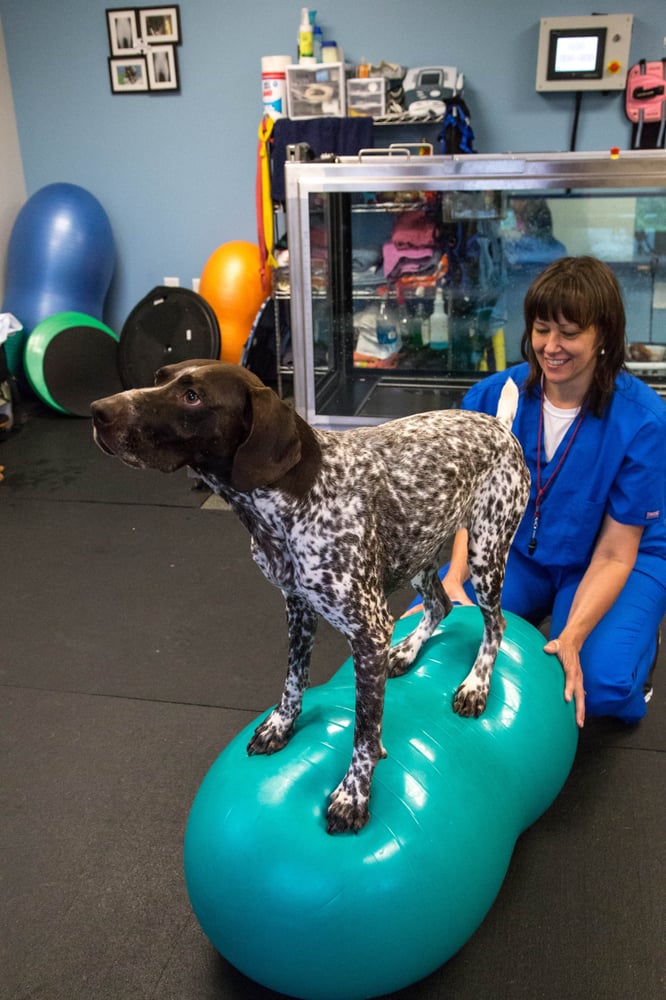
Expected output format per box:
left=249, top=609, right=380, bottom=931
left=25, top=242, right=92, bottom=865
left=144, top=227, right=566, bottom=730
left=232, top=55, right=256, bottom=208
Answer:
left=91, top=360, right=530, bottom=834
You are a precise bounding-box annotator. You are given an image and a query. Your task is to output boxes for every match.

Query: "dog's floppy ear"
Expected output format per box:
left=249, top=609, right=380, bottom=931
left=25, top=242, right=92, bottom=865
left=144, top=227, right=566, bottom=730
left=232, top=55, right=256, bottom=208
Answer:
left=231, top=385, right=302, bottom=491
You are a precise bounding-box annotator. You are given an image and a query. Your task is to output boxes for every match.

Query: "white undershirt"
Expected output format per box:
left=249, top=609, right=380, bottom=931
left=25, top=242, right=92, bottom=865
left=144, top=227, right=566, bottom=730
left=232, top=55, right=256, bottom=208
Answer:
left=543, top=396, right=581, bottom=462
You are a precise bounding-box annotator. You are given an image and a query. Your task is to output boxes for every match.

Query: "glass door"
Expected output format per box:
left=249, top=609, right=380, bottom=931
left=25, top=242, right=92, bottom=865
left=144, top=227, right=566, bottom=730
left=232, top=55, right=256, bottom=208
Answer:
left=285, top=151, right=666, bottom=427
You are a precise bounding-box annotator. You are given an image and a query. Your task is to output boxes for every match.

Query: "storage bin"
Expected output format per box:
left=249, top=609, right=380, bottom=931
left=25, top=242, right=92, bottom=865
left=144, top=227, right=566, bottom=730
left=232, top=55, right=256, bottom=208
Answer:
left=286, top=62, right=346, bottom=119
left=347, top=77, right=387, bottom=118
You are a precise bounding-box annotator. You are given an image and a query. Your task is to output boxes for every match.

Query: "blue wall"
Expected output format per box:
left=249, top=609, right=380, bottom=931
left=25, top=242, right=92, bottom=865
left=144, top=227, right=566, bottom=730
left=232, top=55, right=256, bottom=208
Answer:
left=0, top=0, right=664, bottom=331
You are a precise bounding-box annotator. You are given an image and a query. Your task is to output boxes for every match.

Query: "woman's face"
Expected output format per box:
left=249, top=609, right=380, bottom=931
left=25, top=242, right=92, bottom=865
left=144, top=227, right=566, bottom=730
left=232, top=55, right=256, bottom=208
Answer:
left=531, top=313, right=601, bottom=404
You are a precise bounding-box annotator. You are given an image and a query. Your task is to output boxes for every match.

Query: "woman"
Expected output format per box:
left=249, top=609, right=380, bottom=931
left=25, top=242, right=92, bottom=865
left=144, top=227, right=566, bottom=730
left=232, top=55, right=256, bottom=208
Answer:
left=413, top=256, right=666, bottom=728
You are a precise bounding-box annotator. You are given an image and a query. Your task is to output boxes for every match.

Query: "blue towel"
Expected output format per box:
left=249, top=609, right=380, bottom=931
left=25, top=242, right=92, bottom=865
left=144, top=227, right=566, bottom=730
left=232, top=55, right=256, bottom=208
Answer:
left=271, top=117, right=374, bottom=202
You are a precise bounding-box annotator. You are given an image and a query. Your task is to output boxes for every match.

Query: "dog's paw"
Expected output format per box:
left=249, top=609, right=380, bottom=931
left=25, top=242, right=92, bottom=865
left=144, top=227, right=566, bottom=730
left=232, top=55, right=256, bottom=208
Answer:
left=387, top=635, right=419, bottom=678
left=387, top=657, right=410, bottom=679
left=453, top=681, right=489, bottom=718
left=326, top=785, right=370, bottom=834
left=247, top=713, right=293, bottom=755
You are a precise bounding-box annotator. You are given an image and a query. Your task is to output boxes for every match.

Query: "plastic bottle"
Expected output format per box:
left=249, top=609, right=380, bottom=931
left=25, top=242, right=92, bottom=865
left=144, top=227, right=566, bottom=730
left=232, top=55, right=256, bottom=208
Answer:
left=397, top=302, right=410, bottom=344
left=376, top=297, right=399, bottom=350
left=407, top=309, right=421, bottom=348
left=321, top=40, right=339, bottom=62
left=416, top=300, right=430, bottom=346
left=313, top=24, right=323, bottom=61
left=298, top=7, right=313, bottom=62
left=429, top=287, right=449, bottom=349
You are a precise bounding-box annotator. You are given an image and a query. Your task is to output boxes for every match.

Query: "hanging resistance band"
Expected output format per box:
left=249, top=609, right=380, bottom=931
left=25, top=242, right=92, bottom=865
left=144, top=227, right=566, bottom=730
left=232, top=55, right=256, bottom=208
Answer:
left=256, top=115, right=276, bottom=296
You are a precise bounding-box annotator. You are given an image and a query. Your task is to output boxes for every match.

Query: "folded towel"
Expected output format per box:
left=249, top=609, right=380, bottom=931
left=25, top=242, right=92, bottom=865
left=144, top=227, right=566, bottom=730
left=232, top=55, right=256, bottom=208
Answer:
left=271, top=117, right=375, bottom=202
left=391, top=209, right=436, bottom=249
left=383, top=242, right=436, bottom=281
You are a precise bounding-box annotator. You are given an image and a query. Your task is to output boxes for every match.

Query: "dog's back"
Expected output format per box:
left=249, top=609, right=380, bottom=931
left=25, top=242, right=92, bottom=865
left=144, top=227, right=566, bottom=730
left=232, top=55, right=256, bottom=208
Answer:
left=243, top=405, right=527, bottom=597
left=323, top=379, right=526, bottom=581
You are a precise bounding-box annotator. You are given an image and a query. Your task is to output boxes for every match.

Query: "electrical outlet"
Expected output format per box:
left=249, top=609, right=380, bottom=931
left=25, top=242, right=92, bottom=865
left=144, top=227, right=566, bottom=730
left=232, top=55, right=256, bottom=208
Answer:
left=163, top=276, right=180, bottom=287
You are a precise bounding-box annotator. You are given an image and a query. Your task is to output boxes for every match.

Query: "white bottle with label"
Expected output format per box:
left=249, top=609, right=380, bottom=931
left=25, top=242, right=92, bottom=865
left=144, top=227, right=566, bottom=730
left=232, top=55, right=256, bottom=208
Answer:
left=298, top=7, right=313, bottom=62
left=429, top=286, right=449, bottom=350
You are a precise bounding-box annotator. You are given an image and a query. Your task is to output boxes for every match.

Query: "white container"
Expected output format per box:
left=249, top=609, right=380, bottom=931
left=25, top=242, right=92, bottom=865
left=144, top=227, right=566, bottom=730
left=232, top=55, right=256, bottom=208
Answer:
left=286, top=62, right=347, bottom=119
left=347, top=77, right=387, bottom=118
left=261, top=55, right=291, bottom=119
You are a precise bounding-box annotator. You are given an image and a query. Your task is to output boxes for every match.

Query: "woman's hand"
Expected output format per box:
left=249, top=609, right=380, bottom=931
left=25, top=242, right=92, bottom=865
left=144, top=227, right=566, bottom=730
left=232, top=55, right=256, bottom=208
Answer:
left=543, top=635, right=586, bottom=727
left=401, top=577, right=474, bottom=619
left=543, top=515, right=642, bottom=730
left=440, top=570, right=474, bottom=607
left=441, top=529, right=474, bottom=606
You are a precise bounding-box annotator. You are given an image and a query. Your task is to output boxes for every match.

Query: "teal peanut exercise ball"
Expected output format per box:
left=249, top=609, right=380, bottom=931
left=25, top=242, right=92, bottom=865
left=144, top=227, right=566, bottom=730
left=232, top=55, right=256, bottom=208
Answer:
left=184, top=608, right=577, bottom=1000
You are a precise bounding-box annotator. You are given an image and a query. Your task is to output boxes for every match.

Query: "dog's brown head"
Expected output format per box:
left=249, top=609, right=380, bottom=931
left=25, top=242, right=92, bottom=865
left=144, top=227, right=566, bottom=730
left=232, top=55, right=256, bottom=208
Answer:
left=91, top=360, right=317, bottom=492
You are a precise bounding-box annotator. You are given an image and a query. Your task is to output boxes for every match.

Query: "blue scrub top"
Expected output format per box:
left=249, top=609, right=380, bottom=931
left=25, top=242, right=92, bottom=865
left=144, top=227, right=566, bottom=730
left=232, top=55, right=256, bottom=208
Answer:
left=462, top=364, right=666, bottom=578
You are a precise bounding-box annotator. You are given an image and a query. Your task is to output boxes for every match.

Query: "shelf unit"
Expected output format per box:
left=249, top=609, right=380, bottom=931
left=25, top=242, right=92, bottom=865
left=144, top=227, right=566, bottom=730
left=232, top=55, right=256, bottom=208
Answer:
left=279, top=150, right=666, bottom=427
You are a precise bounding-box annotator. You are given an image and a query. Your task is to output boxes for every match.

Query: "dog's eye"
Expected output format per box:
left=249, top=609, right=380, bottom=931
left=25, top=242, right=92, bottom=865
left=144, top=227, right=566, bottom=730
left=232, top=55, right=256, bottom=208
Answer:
left=184, top=388, right=201, bottom=405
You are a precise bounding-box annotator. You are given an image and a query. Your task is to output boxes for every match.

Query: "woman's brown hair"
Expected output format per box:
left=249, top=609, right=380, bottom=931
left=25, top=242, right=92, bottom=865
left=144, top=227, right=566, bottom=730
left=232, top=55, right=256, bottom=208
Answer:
left=520, top=255, right=627, bottom=417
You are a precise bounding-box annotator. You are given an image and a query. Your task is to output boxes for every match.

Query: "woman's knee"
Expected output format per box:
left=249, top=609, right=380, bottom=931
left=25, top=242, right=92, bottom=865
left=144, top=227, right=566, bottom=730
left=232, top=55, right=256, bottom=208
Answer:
left=557, top=567, right=665, bottom=723
left=581, top=626, right=658, bottom=723
left=583, top=671, right=645, bottom=722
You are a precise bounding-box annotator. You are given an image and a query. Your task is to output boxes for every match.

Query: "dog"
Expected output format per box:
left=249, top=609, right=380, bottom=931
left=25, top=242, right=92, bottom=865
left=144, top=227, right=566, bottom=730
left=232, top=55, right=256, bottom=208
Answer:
left=91, top=360, right=530, bottom=834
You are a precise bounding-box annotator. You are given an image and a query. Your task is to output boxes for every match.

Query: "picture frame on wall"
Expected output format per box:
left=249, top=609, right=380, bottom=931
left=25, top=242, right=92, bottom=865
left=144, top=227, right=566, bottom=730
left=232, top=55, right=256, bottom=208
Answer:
left=139, top=6, right=181, bottom=44
left=106, top=6, right=182, bottom=94
left=146, top=45, right=179, bottom=91
left=106, top=8, right=141, bottom=56
left=108, top=56, right=149, bottom=93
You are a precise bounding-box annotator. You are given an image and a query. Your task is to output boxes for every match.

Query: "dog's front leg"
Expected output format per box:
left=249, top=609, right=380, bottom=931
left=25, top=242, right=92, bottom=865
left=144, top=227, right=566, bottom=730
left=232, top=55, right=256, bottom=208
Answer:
left=327, top=622, right=392, bottom=834
left=247, top=594, right=317, bottom=755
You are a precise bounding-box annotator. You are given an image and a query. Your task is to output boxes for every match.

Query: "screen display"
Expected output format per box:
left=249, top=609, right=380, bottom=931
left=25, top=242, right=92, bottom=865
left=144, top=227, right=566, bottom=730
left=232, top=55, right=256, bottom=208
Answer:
left=419, top=70, right=443, bottom=87
left=555, top=36, right=599, bottom=73
left=547, top=28, right=606, bottom=81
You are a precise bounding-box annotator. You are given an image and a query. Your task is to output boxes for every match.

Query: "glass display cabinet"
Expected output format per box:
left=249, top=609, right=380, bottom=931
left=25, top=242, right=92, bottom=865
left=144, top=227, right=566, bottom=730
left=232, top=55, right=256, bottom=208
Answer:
left=283, top=149, right=666, bottom=428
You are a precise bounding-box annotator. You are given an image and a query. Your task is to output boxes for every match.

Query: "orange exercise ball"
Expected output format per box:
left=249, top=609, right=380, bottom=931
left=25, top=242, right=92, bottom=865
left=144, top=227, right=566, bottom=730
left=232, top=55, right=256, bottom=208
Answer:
left=199, top=241, right=271, bottom=364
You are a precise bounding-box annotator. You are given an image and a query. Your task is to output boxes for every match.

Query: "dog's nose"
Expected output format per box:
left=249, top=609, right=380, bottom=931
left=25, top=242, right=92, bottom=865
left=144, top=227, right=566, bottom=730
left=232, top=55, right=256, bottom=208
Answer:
left=90, top=398, right=114, bottom=425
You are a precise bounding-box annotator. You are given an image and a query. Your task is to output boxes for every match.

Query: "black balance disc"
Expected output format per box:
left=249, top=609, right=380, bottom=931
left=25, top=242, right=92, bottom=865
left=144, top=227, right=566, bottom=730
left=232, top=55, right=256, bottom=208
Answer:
left=118, top=286, right=221, bottom=388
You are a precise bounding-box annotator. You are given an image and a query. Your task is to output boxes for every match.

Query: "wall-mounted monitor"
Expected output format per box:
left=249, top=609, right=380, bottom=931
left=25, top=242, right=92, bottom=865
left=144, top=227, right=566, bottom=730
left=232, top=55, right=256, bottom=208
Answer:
left=536, top=14, right=633, bottom=92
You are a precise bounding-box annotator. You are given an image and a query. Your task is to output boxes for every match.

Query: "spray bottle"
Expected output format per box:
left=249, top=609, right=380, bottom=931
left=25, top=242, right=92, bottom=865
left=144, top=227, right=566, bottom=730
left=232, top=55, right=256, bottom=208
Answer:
left=429, top=286, right=449, bottom=349
left=298, top=8, right=313, bottom=62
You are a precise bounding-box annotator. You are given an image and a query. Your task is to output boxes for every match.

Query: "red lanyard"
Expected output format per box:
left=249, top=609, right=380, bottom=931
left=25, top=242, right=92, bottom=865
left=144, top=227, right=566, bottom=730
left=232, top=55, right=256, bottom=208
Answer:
left=528, top=391, right=585, bottom=555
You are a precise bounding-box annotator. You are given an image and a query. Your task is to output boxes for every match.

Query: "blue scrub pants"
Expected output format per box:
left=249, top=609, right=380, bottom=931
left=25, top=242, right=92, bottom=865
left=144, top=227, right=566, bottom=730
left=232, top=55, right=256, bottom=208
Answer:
left=408, top=551, right=666, bottom=724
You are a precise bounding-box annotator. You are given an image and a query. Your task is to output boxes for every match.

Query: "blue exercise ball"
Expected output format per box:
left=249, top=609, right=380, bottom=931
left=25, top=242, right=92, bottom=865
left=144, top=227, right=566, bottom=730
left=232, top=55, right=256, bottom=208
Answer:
left=184, top=608, right=578, bottom=1000
left=2, top=183, right=115, bottom=373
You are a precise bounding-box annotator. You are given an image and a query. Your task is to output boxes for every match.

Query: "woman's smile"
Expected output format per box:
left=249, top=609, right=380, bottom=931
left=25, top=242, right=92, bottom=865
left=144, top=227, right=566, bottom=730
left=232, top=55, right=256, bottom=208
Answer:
left=532, top=315, right=601, bottom=405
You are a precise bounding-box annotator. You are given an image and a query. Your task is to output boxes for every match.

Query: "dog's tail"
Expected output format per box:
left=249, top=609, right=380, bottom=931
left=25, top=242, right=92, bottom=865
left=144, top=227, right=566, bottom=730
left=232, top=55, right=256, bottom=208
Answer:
left=495, top=377, right=519, bottom=430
